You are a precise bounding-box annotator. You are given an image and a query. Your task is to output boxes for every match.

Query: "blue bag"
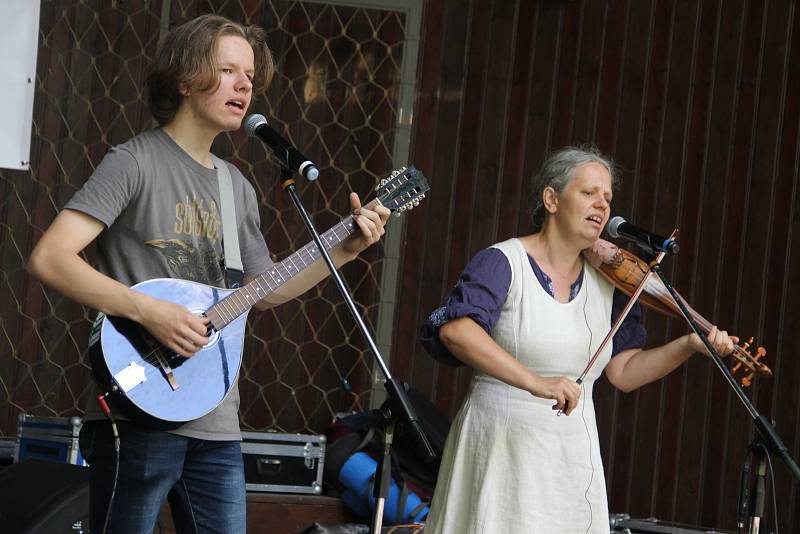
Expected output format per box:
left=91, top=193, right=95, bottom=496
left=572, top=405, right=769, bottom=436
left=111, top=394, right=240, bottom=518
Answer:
left=339, top=452, right=429, bottom=524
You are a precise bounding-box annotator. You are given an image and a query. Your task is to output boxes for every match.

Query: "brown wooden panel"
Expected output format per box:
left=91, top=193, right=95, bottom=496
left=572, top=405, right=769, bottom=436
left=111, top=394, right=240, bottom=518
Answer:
left=652, top=0, right=701, bottom=520
left=497, top=1, right=537, bottom=241
left=768, top=4, right=800, bottom=533
left=396, top=0, right=447, bottom=400
left=671, top=0, right=724, bottom=524
left=714, top=0, right=768, bottom=528
left=403, top=0, right=477, bottom=413
left=605, top=0, right=659, bottom=512
left=592, top=0, right=630, bottom=505
left=471, top=0, right=515, bottom=251
left=694, top=0, right=745, bottom=527
left=570, top=1, right=607, bottom=145
left=550, top=2, right=580, bottom=149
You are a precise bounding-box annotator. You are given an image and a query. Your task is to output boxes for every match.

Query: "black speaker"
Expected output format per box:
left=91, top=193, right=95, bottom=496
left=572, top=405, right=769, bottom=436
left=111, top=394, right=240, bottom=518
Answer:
left=0, top=458, right=89, bottom=533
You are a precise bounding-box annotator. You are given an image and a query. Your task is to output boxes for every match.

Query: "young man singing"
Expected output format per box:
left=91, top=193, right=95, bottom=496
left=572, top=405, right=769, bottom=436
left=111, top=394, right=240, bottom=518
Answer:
left=28, top=14, right=390, bottom=533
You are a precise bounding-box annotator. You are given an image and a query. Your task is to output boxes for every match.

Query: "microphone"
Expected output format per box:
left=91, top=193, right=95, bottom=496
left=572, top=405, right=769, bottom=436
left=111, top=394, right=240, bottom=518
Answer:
left=244, top=114, right=319, bottom=181
left=606, top=216, right=680, bottom=255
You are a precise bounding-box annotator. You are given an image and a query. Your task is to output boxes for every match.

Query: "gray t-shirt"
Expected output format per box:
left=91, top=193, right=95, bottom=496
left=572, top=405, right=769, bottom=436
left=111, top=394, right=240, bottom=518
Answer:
left=66, top=128, right=273, bottom=440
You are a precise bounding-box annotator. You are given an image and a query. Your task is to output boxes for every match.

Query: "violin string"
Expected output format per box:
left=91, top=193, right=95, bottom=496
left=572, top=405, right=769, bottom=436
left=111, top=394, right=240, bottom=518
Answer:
left=643, top=277, right=712, bottom=330
left=612, top=257, right=764, bottom=376
left=644, top=275, right=756, bottom=369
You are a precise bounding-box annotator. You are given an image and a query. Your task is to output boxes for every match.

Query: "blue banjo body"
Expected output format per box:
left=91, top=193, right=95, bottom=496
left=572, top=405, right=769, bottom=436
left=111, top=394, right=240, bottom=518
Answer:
left=91, top=280, right=245, bottom=426
left=89, top=167, right=428, bottom=426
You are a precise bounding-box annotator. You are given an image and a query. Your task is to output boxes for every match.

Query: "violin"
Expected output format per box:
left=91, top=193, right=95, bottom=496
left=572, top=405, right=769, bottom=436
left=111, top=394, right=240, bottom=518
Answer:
left=590, top=244, right=772, bottom=387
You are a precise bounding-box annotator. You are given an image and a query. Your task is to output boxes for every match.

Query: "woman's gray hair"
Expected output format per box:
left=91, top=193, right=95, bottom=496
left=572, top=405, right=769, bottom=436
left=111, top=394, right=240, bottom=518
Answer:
left=530, top=145, right=619, bottom=232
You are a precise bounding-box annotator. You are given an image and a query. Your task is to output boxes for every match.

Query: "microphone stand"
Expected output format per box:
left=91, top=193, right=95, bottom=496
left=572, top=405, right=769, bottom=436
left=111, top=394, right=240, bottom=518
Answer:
left=275, top=166, right=435, bottom=533
left=649, top=263, right=800, bottom=533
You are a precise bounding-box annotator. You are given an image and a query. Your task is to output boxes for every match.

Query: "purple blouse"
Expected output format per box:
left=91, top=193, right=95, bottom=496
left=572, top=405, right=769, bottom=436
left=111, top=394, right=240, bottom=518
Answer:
left=419, top=247, right=647, bottom=366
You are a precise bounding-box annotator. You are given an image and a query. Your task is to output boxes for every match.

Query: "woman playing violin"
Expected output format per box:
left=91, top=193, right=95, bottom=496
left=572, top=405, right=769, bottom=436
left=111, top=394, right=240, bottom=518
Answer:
left=419, top=146, right=736, bottom=534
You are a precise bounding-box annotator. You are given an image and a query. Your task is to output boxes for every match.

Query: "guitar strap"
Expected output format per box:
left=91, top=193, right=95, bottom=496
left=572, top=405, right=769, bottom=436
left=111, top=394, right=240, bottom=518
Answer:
left=211, top=154, right=244, bottom=289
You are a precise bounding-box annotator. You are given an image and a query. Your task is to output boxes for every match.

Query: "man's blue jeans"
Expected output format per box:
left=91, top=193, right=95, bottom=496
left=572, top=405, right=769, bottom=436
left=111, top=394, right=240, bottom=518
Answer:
left=79, top=421, right=246, bottom=533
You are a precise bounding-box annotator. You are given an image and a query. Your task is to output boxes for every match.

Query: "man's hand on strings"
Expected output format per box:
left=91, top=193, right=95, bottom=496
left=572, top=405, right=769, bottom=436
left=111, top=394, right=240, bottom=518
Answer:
left=342, top=192, right=391, bottom=255
left=139, top=298, right=210, bottom=357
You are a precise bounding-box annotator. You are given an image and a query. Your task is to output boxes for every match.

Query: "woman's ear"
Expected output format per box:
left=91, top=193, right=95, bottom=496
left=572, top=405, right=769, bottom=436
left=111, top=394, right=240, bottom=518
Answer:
left=542, top=186, right=558, bottom=214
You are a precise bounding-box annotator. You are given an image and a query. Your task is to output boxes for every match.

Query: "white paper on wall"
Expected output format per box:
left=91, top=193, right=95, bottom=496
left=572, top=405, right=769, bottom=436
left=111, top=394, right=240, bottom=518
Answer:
left=0, top=0, right=41, bottom=171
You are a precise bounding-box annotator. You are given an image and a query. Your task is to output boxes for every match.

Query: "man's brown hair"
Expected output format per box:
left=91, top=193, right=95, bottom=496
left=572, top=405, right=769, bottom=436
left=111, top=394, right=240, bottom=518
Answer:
left=147, top=14, right=274, bottom=126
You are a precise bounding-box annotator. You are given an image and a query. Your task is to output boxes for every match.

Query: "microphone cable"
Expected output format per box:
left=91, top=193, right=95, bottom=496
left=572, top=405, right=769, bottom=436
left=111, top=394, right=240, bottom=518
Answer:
left=580, top=282, right=595, bottom=534
left=736, top=448, right=751, bottom=534
left=737, top=439, right=781, bottom=534
left=765, top=443, right=780, bottom=534
left=96, top=393, right=121, bottom=534
left=758, top=441, right=781, bottom=534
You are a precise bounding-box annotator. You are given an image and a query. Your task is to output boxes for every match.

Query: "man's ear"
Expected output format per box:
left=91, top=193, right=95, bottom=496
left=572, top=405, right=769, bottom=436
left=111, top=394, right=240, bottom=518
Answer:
left=542, top=186, right=558, bottom=214
left=177, top=83, right=190, bottom=97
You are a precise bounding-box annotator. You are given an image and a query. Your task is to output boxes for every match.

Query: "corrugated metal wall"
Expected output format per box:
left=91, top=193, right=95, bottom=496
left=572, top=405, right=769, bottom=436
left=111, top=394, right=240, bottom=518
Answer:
left=396, top=0, right=800, bottom=530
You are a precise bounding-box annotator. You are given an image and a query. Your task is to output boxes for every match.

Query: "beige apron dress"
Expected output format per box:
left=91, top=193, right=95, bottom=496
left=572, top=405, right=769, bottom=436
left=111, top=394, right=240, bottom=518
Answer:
left=425, top=238, right=615, bottom=534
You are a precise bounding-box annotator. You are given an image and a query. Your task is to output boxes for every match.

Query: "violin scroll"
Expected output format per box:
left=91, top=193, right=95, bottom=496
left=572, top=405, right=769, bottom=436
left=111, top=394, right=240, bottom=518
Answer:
left=731, top=337, right=771, bottom=387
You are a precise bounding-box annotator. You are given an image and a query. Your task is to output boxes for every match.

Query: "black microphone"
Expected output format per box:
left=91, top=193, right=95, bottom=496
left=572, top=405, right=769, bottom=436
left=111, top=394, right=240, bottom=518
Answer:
left=607, top=216, right=680, bottom=255
left=244, top=114, right=319, bottom=181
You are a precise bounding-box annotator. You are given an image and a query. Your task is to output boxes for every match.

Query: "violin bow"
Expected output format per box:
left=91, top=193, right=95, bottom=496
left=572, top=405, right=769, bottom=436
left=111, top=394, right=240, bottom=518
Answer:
left=556, top=230, right=677, bottom=416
